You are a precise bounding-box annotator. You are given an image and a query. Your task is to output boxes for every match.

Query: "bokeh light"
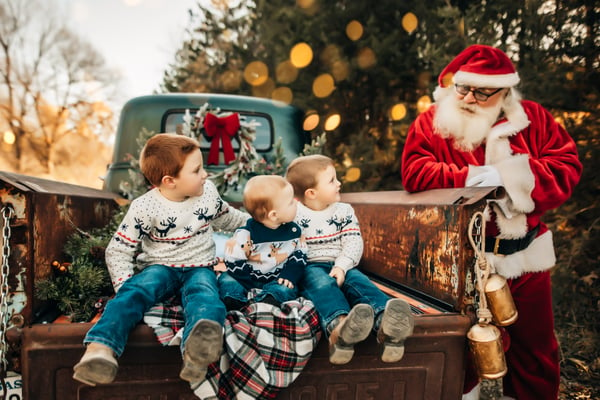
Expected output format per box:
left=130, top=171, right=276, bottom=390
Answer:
left=312, top=73, right=335, bottom=98
left=440, top=72, right=454, bottom=87
left=344, top=167, right=361, bottom=183
left=3, top=130, right=15, bottom=145
left=244, top=61, right=269, bottom=86
left=220, top=69, right=242, bottom=91
left=271, top=87, right=293, bottom=104
left=331, top=60, right=350, bottom=81
left=417, top=95, right=432, bottom=114
left=321, top=45, right=341, bottom=66
left=324, top=113, right=341, bottom=131
left=276, top=60, right=299, bottom=84
left=290, top=43, right=313, bottom=68
left=356, top=47, right=376, bottom=69
left=296, top=0, right=315, bottom=9
left=402, top=12, right=418, bottom=33
left=346, top=20, right=363, bottom=41
left=251, top=78, right=275, bottom=98
left=303, top=112, right=320, bottom=131
left=390, top=103, right=407, bottom=121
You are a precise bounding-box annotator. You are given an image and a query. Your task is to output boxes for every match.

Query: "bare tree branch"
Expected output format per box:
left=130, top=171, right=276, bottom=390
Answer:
left=0, top=0, right=121, bottom=174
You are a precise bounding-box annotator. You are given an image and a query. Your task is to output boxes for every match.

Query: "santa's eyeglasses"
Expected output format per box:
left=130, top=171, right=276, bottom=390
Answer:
left=454, top=84, right=503, bottom=102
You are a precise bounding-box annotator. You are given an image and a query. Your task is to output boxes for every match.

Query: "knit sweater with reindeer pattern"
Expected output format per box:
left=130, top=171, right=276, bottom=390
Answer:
left=105, top=180, right=249, bottom=292
left=294, top=202, right=363, bottom=272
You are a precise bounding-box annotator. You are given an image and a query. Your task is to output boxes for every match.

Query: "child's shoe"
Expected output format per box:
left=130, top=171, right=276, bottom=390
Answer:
left=72, top=342, right=118, bottom=386
left=377, top=298, right=414, bottom=362
left=179, top=319, right=223, bottom=383
left=328, top=303, right=374, bottom=365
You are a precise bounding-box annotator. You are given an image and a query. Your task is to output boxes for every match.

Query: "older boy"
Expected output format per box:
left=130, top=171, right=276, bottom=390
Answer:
left=286, top=154, right=414, bottom=365
left=73, top=133, right=249, bottom=386
left=219, top=175, right=307, bottom=308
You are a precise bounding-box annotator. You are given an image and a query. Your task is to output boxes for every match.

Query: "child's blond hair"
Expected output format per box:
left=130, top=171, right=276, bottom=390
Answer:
left=285, top=154, right=334, bottom=201
left=243, top=175, right=291, bottom=221
left=139, top=133, right=201, bottom=187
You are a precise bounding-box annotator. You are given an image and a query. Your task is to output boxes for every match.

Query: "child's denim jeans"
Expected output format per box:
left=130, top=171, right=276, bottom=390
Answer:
left=299, top=262, right=389, bottom=335
left=218, top=271, right=298, bottom=305
left=84, top=264, right=225, bottom=356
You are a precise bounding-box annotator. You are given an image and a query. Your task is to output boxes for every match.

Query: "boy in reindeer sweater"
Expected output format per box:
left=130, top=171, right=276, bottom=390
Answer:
left=73, top=133, right=249, bottom=387
left=286, top=155, right=414, bottom=365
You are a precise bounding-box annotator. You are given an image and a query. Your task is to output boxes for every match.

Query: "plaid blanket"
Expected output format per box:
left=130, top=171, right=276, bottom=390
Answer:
left=143, top=291, right=321, bottom=399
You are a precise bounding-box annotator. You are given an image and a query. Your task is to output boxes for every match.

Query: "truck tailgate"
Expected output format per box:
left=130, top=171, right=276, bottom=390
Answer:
left=21, top=313, right=470, bottom=400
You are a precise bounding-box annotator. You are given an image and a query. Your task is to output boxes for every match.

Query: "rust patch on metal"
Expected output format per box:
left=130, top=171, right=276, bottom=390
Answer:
left=342, top=189, right=492, bottom=312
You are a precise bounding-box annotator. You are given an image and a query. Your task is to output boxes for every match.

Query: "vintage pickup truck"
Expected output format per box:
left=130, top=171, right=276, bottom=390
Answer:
left=0, top=93, right=491, bottom=399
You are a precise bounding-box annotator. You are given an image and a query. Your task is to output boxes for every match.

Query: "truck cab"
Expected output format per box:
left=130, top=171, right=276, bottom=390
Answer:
left=0, top=93, right=487, bottom=399
left=104, top=93, right=308, bottom=202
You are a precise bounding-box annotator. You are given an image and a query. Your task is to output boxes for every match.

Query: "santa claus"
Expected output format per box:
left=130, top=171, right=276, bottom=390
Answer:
left=401, top=45, right=582, bottom=400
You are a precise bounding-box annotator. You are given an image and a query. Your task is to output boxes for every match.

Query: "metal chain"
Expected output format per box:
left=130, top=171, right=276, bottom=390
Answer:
left=0, top=204, right=14, bottom=395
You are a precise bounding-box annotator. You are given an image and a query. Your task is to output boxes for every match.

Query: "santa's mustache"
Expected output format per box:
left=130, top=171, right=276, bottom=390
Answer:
left=458, top=102, right=482, bottom=114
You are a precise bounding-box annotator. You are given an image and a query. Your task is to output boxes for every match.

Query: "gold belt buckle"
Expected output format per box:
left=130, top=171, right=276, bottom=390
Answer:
left=493, top=237, right=501, bottom=255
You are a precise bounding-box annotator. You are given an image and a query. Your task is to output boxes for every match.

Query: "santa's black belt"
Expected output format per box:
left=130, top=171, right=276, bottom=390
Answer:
left=485, top=224, right=540, bottom=255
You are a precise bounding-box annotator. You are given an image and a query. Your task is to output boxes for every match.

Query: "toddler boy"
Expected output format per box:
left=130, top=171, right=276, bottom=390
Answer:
left=219, top=175, right=307, bottom=308
left=286, top=154, right=414, bottom=364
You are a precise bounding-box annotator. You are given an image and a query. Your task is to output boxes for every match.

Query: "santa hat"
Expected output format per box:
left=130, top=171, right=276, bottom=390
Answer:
left=438, top=45, right=520, bottom=88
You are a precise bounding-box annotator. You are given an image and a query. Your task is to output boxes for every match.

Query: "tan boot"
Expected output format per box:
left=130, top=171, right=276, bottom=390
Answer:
left=328, top=304, right=374, bottom=365
left=377, top=298, right=414, bottom=362
left=179, top=319, right=223, bottom=383
left=73, top=342, right=118, bottom=386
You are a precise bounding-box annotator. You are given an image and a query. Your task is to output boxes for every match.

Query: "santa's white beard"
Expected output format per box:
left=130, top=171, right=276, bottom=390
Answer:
left=433, top=87, right=504, bottom=151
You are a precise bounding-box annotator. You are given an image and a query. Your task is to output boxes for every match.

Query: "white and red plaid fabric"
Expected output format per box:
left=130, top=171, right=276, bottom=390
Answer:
left=144, top=291, right=321, bottom=399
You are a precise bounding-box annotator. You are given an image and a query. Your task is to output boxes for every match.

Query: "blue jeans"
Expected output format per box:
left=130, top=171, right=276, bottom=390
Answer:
left=299, top=262, right=390, bottom=335
left=84, top=265, right=225, bottom=356
left=218, top=271, right=298, bottom=305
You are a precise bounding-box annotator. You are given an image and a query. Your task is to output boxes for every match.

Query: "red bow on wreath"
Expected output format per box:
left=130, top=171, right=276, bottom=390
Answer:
left=203, top=113, right=240, bottom=165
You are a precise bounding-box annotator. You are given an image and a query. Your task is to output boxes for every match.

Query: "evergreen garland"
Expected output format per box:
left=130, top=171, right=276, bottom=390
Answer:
left=35, top=207, right=126, bottom=322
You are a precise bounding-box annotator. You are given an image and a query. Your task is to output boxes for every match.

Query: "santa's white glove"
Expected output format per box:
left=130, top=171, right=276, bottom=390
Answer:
left=466, top=165, right=503, bottom=187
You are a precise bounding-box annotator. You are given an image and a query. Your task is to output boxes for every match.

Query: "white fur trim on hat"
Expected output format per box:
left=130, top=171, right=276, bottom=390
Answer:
left=454, top=70, right=520, bottom=89
left=438, top=45, right=520, bottom=88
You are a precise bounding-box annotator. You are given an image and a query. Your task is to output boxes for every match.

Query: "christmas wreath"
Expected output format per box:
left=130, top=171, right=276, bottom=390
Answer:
left=181, top=103, right=286, bottom=194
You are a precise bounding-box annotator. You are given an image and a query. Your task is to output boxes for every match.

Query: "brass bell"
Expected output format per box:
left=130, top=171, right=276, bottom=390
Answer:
left=467, top=323, right=507, bottom=379
left=485, top=274, right=518, bottom=326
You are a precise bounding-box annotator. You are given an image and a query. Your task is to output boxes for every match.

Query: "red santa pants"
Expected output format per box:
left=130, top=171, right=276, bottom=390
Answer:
left=464, top=270, right=560, bottom=399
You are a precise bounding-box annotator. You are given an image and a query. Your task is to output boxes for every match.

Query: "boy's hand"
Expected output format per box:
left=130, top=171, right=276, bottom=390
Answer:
left=278, top=278, right=294, bottom=289
left=329, top=267, right=346, bottom=286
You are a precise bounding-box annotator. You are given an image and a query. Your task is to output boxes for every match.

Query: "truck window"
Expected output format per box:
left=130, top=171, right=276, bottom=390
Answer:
left=163, top=110, right=274, bottom=152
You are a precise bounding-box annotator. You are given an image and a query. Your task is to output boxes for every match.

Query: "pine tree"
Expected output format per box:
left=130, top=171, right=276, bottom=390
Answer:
left=162, top=0, right=598, bottom=190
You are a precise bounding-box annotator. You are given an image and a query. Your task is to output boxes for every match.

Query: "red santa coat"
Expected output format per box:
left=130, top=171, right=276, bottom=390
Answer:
left=401, top=100, right=582, bottom=279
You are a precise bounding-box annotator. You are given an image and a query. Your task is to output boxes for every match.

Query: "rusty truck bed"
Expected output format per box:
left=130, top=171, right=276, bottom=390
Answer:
left=3, top=173, right=492, bottom=399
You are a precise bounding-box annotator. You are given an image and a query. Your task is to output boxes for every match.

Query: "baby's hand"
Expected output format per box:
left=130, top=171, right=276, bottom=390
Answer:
left=329, top=267, right=346, bottom=287
left=224, top=238, right=237, bottom=255
left=278, top=278, right=294, bottom=289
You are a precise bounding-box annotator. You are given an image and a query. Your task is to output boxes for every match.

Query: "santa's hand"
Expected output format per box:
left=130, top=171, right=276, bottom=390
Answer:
left=466, top=165, right=503, bottom=187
